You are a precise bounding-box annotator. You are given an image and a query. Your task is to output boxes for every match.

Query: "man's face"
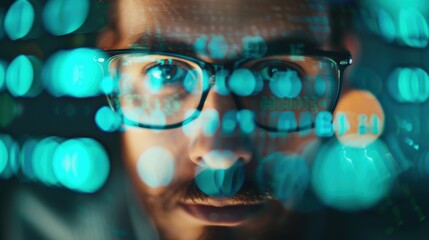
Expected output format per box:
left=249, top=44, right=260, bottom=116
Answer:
left=100, top=0, right=337, bottom=239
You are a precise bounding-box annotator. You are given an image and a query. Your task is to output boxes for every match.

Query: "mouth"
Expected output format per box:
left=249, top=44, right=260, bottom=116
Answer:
left=179, top=200, right=268, bottom=225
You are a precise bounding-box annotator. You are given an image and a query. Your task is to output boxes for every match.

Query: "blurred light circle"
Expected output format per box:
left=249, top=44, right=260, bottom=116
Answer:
left=195, top=161, right=245, bottom=198
left=388, top=68, right=429, bottom=103
left=20, top=138, right=38, bottom=180
left=0, top=137, right=8, bottom=175
left=237, top=109, right=255, bottom=134
left=377, top=8, right=396, bottom=43
left=201, top=109, right=220, bottom=137
left=53, top=138, right=110, bottom=193
left=314, top=75, right=327, bottom=97
left=270, top=71, right=302, bottom=98
left=312, top=139, right=396, bottom=211
left=398, top=8, right=429, bottom=48
left=229, top=69, right=256, bottom=96
left=0, top=60, right=7, bottom=91
left=208, top=35, right=229, bottom=59
left=257, top=152, right=309, bottom=201
left=43, top=0, right=90, bottom=36
left=43, top=48, right=106, bottom=97
left=32, top=137, right=61, bottom=185
left=6, top=55, right=42, bottom=97
left=95, top=106, right=121, bottom=132
left=4, top=0, right=35, bottom=40
left=137, top=147, right=175, bottom=188
left=100, top=76, right=115, bottom=94
left=0, top=134, right=20, bottom=178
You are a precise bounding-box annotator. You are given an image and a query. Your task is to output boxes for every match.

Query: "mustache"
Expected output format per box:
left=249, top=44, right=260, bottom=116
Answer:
left=157, top=175, right=273, bottom=208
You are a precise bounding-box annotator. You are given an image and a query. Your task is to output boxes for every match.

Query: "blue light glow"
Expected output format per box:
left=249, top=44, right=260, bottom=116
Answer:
left=388, top=68, right=429, bottom=103
left=183, top=70, right=199, bottom=94
left=270, top=71, right=302, bottom=98
left=20, top=138, right=38, bottom=180
left=208, top=35, right=229, bottom=59
left=222, top=110, right=238, bottom=134
left=100, top=77, right=115, bottom=94
left=257, top=152, right=309, bottom=201
left=0, top=61, right=7, bottom=91
left=314, top=75, right=327, bottom=97
left=95, top=106, right=121, bottom=132
left=398, top=8, right=429, bottom=48
left=277, top=111, right=297, bottom=131
left=0, top=134, right=20, bottom=178
left=43, top=48, right=106, bottom=97
left=6, top=55, right=37, bottom=97
left=53, top=138, right=110, bottom=193
left=182, top=110, right=201, bottom=137
left=312, top=139, right=396, bottom=211
left=4, top=0, right=35, bottom=40
left=201, top=109, right=220, bottom=136
left=32, top=137, right=61, bottom=185
left=229, top=69, right=256, bottom=96
left=237, top=110, right=255, bottom=134
left=195, top=160, right=244, bottom=198
left=377, top=9, right=396, bottom=43
left=0, top=137, right=8, bottom=175
left=137, top=147, right=175, bottom=188
left=43, top=0, right=90, bottom=36
left=193, top=35, right=208, bottom=56
left=315, top=111, right=334, bottom=137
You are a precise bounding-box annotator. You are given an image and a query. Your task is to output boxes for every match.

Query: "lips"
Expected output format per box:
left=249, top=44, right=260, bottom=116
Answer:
left=180, top=201, right=267, bottom=224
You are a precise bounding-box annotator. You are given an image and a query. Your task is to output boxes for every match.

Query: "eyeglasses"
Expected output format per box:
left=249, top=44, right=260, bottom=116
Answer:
left=104, top=49, right=351, bottom=132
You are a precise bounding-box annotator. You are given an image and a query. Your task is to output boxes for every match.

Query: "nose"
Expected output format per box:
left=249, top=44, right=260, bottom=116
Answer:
left=188, top=89, right=252, bottom=169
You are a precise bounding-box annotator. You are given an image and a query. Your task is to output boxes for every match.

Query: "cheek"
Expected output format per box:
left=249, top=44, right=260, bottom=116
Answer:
left=121, top=128, right=194, bottom=191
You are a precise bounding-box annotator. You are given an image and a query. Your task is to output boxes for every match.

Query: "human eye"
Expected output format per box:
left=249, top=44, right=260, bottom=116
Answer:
left=256, top=60, right=304, bottom=82
left=144, top=60, right=187, bottom=85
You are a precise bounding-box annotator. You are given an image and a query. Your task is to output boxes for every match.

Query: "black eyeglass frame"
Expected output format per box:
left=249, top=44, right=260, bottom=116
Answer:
left=104, top=48, right=352, bottom=132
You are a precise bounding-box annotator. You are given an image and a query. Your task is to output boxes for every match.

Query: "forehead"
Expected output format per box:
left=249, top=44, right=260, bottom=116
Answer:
left=112, top=0, right=332, bottom=56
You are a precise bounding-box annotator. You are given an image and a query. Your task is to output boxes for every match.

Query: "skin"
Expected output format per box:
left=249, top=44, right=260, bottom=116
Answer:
left=98, top=0, right=346, bottom=239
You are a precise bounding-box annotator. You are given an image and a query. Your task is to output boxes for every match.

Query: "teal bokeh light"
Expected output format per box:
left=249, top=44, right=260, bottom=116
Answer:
left=95, top=106, right=121, bottom=132
left=208, top=35, right=229, bottom=59
left=270, top=71, right=302, bottom=98
left=195, top=161, right=245, bottom=198
left=6, top=55, right=41, bottom=97
left=229, top=69, right=257, bottom=96
left=43, top=0, right=89, bottom=36
left=0, top=60, right=7, bottom=91
left=32, top=137, right=61, bottom=185
left=377, top=9, right=396, bottom=43
left=20, top=138, right=38, bottom=180
left=388, top=68, right=429, bottom=103
left=398, top=8, right=429, bottom=48
left=312, top=139, right=397, bottom=211
left=257, top=153, right=309, bottom=202
left=201, top=109, right=220, bottom=137
left=53, top=138, right=110, bottom=193
left=4, top=0, right=35, bottom=40
left=43, top=48, right=106, bottom=97
left=137, top=147, right=175, bottom=188
left=237, top=109, right=255, bottom=134
left=0, top=134, right=20, bottom=178
left=0, top=137, right=7, bottom=175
